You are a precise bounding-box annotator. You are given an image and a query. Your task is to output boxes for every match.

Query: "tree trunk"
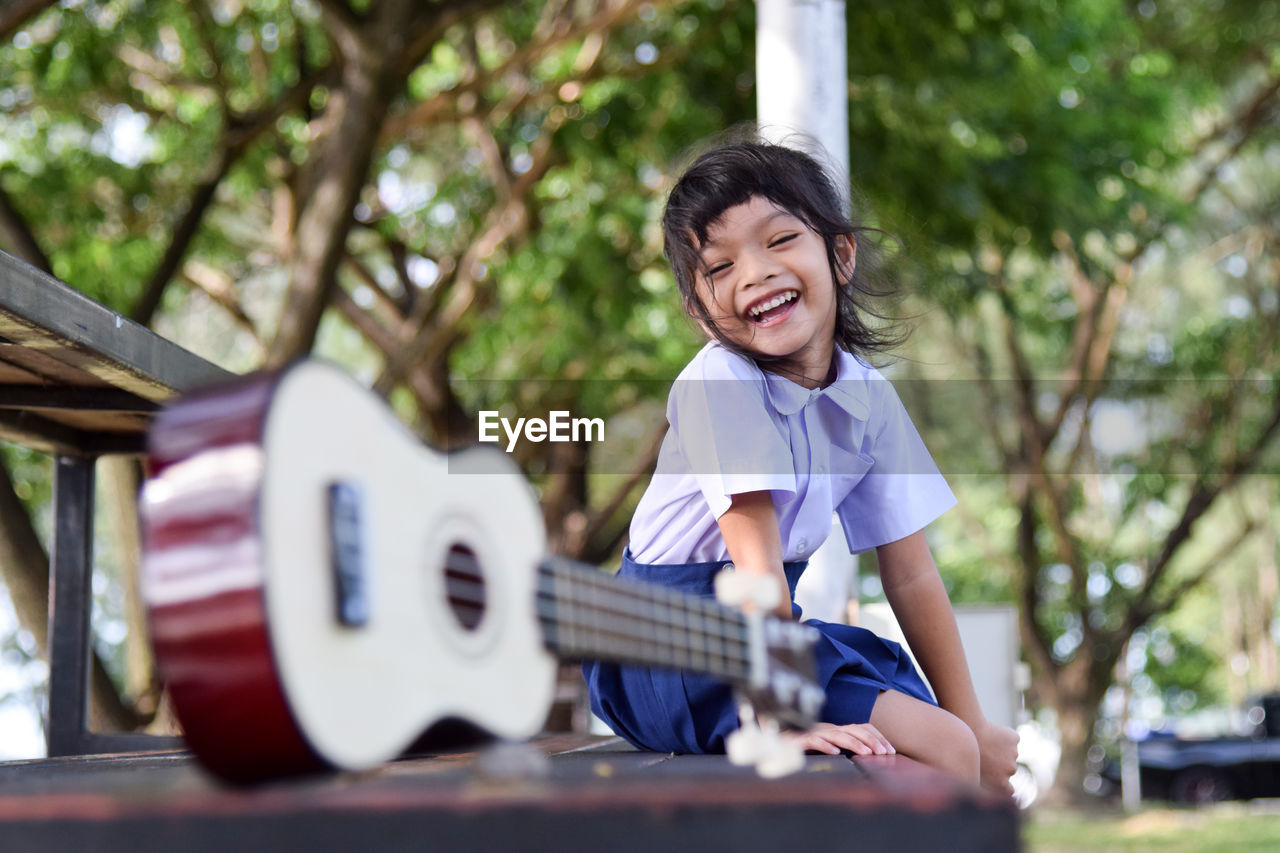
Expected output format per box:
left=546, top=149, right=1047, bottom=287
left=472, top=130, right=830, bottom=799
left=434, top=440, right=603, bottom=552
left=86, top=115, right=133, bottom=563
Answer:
left=100, top=457, right=157, bottom=706
left=1039, top=655, right=1110, bottom=806
left=267, top=14, right=402, bottom=364
left=1251, top=481, right=1278, bottom=691
left=0, top=458, right=51, bottom=655
left=1050, top=697, right=1097, bottom=805
left=543, top=438, right=590, bottom=558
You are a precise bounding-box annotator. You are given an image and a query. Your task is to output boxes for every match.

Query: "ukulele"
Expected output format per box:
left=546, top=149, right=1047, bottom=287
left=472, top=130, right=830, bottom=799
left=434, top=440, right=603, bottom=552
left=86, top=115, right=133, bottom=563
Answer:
left=139, top=360, right=824, bottom=782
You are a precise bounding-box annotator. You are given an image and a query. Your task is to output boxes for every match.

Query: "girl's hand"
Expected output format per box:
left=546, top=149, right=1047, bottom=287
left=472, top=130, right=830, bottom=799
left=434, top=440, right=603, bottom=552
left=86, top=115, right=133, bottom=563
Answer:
left=972, top=717, right=1019, bottom=796
left=785, top=722, right=895, bottom=757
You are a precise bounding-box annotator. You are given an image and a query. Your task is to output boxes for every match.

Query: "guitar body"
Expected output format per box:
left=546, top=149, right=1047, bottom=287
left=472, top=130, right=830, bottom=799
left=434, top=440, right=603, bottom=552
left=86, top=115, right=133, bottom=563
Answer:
left=141, top=362, right=556, bottom=781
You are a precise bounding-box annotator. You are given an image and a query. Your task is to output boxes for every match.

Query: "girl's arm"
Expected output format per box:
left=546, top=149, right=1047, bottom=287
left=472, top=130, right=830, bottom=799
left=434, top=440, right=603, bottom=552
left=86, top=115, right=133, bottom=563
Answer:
left=715, top=490, right=794, bottom=620
left=876, top=530, right=1019, bottom=794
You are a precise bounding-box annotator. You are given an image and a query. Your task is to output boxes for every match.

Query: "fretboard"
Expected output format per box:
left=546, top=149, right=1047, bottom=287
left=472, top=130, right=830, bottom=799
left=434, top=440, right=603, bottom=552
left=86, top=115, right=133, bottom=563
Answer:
left=536, top=556, right=753, bottom=685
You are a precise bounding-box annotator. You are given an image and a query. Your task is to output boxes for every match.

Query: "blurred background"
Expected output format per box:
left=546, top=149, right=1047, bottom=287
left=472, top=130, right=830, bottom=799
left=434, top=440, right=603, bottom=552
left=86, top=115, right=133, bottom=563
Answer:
left=1, top=0, right=1278, bottom=821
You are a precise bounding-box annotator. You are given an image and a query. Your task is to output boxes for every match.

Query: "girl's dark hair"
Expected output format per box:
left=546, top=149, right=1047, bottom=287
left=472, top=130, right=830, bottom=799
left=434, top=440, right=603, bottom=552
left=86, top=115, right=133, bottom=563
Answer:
left=662, top=135, right=905, bottom=370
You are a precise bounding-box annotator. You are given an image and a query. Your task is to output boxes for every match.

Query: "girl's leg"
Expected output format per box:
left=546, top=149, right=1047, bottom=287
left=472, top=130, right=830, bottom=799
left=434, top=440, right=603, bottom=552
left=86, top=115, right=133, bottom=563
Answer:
left=868, top=688, right=980, bottom=785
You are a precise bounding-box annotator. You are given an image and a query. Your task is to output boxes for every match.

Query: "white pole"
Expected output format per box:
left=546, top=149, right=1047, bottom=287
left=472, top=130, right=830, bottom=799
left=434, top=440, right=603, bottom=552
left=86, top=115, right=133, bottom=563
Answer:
left=756, top=0, right=850, bottom=202
left=757, top=1, right=857, bottom=621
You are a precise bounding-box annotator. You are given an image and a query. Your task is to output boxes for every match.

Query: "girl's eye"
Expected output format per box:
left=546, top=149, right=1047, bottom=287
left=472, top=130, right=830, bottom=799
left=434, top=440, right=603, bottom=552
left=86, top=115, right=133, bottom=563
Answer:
left=708, top=261, right=732, bottom=276
left=769, top=233, right=798, bottom=248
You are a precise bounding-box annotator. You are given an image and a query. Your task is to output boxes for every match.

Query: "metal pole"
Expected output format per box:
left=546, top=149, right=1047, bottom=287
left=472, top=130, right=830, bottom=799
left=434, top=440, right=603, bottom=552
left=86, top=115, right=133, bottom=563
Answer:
left=46, top=455, right=95, bottom=757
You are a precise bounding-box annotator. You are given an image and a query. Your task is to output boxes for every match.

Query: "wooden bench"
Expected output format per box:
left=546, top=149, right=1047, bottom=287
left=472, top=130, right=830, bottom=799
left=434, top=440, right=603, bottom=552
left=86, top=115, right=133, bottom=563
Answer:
left=0, top=249, right=229, bottom=757
left=0, top=735, right=1021, bottom=852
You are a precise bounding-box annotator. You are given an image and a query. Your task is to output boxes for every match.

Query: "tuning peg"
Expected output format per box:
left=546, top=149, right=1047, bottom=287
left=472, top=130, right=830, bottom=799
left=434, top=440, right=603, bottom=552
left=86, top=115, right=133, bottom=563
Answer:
left=788, top=622, right=818, bottom=653
left=769, top=670, right=801, bottom=706
left=799, top=684, right=827, bottom=718
left=725, top=700, right=806, bottom=779
left=726, top=717, right=765, bottom=768
left=727, top=715, right=805, bottom=779
left=756, top=727, right=806, bottom=779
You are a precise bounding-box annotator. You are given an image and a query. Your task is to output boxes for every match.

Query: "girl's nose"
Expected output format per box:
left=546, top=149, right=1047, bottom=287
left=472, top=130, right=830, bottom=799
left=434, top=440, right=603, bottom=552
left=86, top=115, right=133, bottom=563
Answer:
left=738, top=246, right=778, bottom=288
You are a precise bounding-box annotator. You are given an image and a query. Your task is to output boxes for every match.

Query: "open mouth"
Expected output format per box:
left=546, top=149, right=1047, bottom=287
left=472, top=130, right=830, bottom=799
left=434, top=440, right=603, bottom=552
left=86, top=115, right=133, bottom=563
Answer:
left=746, top=290, right=798, bottom=325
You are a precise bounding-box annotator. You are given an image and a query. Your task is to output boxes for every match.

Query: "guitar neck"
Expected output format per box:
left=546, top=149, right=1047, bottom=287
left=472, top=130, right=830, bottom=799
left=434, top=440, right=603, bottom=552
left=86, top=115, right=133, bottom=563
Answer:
left=534, top=557, right=753, bottom=684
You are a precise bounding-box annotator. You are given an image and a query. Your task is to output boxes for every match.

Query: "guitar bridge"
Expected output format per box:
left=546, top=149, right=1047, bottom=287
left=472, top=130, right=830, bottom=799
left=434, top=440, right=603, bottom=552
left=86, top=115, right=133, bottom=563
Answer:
left=327, top=481, right=369, bottom=628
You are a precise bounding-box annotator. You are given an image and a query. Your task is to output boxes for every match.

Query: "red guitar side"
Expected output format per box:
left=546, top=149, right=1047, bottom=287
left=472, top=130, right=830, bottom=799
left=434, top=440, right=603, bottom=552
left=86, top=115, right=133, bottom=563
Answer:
left=143, top=372, right=319, bottom=780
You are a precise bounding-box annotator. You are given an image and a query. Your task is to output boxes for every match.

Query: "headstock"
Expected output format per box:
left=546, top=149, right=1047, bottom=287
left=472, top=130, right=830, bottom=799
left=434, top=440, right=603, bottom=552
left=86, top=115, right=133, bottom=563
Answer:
left=714, top=567, right=826, bottom=778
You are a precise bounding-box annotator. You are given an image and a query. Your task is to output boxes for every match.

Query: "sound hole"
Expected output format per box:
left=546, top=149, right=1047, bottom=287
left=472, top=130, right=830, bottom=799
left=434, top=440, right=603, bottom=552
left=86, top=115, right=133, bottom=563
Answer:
left=444, top=544, right=486, bottom=631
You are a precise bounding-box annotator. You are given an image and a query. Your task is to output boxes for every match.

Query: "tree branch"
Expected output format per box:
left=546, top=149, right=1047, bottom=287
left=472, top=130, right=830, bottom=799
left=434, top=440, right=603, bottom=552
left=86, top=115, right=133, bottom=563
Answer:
left=268, top=48, right=394, bottom=363
left=330, top=276, right=402, bottom=355
left=1129, top=519, right=1259, bottom=635
left=0, top=0, right=56, bottom=43
left=0, top=182, right=52, bottom=273
left=1189, top=71, right=1280, bottom=166
left=190, top=0, right=232, bottom=124
left=1131, top=389, right=1280, bottom=619
left=1016, top=493, right=1058, bottom=678
left=970, top=331, right=1013, bottom=471
left=341, top=252, right=414, bottom=334
left=995, top=269, right=1086, bottom=594
left=581, top=420, right=667, bottom=553
left=385, top=0, right=656, bottom=140
left=399, top=0, right=512, bottom=78
left=178, top=260, right=264, bottom=348
left=314, top=0, right=364, bottom=50
left=129, top=62, right=329, bottom=326
left=1042, top=74, right=1280, bottom=447
left=129, top=151, right=232, bottom=325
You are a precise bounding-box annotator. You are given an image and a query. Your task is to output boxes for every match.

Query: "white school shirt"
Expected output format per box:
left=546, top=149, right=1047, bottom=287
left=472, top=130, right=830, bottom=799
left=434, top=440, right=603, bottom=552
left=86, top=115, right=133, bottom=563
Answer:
left=629, top=342, right=957, bottom=565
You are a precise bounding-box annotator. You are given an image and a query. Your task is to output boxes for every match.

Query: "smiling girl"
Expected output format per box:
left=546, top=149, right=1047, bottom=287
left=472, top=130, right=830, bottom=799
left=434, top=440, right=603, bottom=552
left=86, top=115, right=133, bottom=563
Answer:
left=582, top=139, right=1018, bottom=794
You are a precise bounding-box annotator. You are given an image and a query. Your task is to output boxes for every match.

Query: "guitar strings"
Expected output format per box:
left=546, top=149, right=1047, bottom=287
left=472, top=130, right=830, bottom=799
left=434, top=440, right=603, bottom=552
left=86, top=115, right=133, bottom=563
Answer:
left=439, top=552, right=754, bottom=678
left=442, top=552, right=749, bottom=645
left=542, top=555, right=749, bottom=633
left=539, top=568, right=753, bottom=679
left=541, top=559, right=750, bottom=654
left=534, top=596, right=751, bottom=679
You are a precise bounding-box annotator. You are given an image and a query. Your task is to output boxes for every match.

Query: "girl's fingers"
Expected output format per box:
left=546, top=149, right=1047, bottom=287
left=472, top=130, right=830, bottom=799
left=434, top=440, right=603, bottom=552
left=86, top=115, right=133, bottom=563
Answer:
left=838, top=724, right=890, bottom=753
left=837, top=729, right=891, bottom=755
left=788, top=723, right=897, bottom=757
left=860, top=724, right=896, bottom=754
left=804, top=724, right=895, bottom=756
left=790, top=732, right=840, bottom=755
left=810, top=725, right=882, bottom=754
left=807, top=732, right=866, bottom=755
left=810, top=736, right=843, bottom=755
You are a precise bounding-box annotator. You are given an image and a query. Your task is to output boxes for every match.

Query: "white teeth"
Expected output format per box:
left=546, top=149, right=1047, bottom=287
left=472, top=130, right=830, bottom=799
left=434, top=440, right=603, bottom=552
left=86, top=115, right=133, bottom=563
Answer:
left=748, top=291, right=798, bottom=317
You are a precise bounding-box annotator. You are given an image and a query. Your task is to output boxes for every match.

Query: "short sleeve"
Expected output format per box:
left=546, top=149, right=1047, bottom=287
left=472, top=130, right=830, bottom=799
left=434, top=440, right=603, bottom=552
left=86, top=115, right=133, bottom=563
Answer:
left=669, top=346, right=796, bottom=518
left=836, top=375, right=956, bottom=554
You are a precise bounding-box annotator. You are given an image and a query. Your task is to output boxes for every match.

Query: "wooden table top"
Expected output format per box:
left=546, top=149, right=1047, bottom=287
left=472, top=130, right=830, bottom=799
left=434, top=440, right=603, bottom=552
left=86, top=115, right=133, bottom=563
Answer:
left=0, top=734, right=1021, bottom=853
left=0, top=250, right=228, bottom=455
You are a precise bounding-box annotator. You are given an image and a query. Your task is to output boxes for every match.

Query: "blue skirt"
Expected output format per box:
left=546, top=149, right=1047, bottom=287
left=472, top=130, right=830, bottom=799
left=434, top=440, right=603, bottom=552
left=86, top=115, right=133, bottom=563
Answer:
left=582, top=549, right=937, bottom=754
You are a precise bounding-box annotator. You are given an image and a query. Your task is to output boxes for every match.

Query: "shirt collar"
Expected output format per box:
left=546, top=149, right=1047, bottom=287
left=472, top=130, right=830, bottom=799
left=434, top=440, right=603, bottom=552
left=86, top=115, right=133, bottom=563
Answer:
left=762, top=349, right=871, bottom=420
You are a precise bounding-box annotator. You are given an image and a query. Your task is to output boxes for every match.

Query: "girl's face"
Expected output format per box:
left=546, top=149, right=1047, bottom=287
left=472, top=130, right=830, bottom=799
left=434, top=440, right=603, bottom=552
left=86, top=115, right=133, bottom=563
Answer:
left=694, top=196, right=853, bottom=387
